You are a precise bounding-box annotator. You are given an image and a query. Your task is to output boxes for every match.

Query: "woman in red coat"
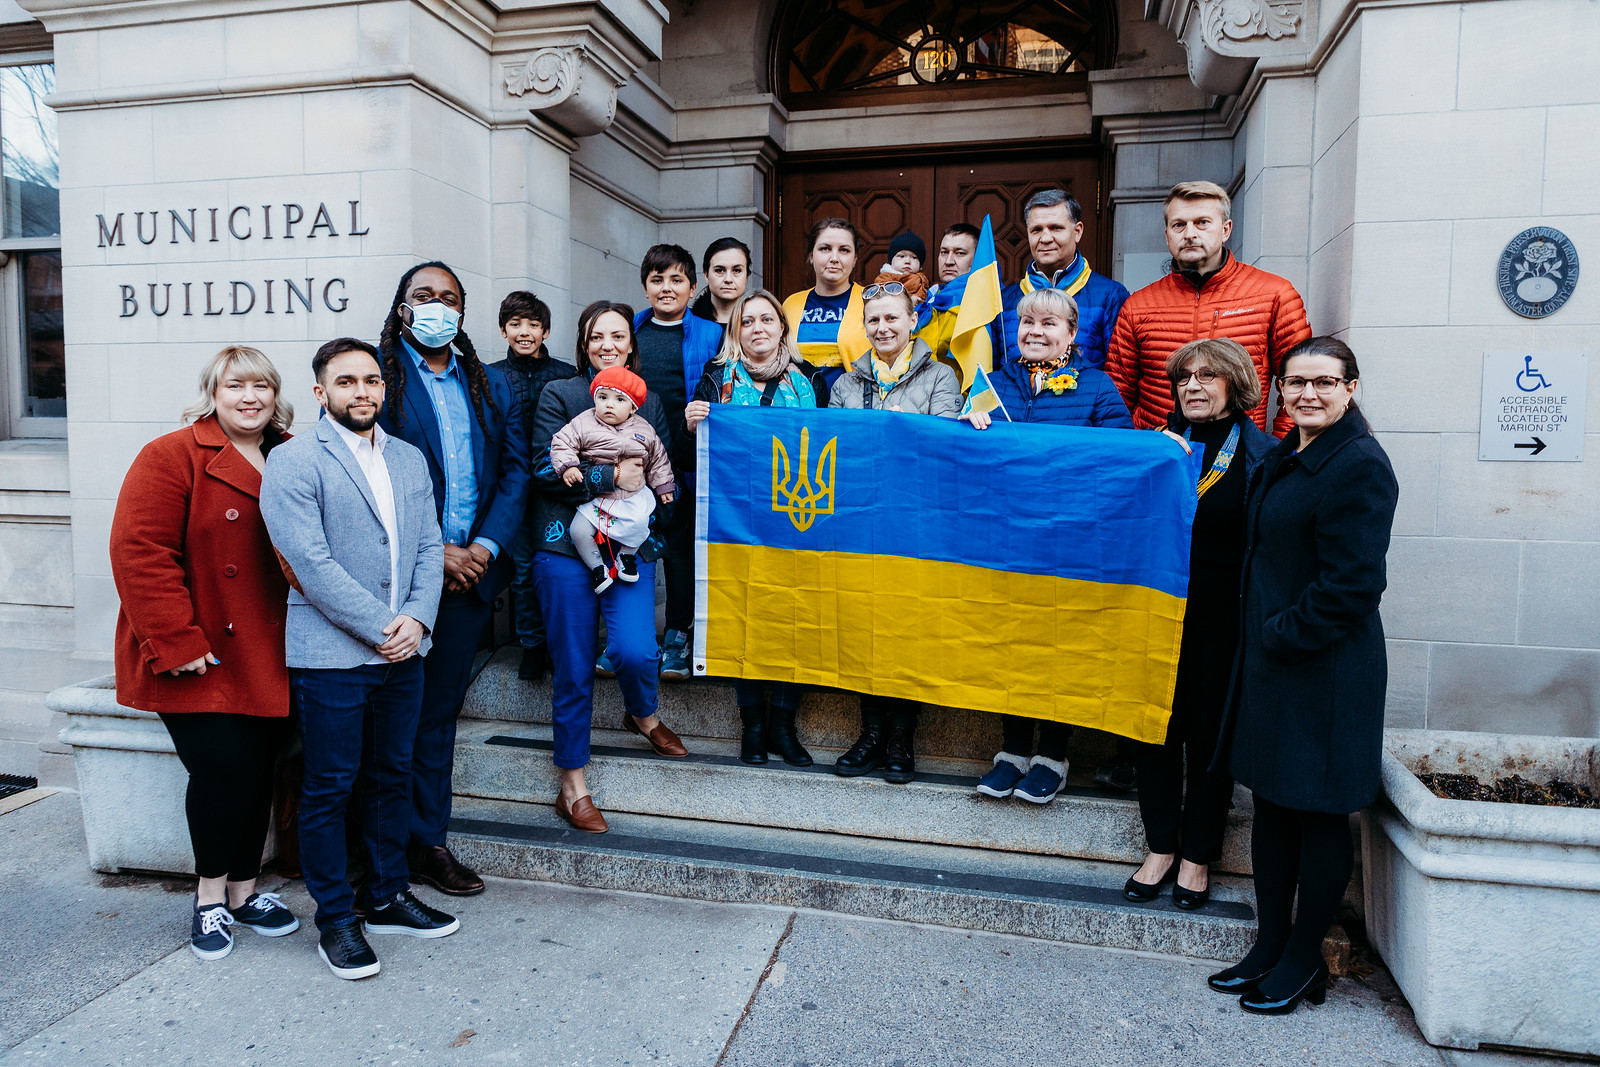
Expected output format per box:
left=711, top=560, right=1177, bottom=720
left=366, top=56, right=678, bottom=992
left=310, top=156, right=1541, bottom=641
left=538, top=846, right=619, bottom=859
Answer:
left=110, top=345, right=300, bottom=961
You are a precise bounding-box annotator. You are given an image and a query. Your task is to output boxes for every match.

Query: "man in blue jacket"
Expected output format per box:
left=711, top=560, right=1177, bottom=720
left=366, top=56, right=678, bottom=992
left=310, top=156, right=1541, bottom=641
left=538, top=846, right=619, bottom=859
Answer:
left=994, top=189, right=1129, bottom=371
left=375, top=260, right=531, bottom=898
left=626, top=244, right=723, bottom=681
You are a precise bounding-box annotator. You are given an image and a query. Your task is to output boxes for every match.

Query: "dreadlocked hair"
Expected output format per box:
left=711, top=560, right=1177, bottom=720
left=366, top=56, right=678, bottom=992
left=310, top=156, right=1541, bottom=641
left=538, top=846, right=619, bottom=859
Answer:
left=378, top=260, right=499, bottom=432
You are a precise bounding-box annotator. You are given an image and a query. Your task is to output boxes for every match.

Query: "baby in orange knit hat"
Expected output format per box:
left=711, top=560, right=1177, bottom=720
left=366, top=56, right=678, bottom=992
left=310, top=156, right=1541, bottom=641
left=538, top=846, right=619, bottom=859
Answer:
left=551, top=365, right=676, bottom=593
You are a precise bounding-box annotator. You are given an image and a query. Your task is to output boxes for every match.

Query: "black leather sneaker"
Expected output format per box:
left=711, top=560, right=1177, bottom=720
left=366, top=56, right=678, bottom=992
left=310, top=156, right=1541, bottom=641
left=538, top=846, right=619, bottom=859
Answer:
left=363, top=889, right=460, bottom=939
left=318, top=921, right=380, bottom=980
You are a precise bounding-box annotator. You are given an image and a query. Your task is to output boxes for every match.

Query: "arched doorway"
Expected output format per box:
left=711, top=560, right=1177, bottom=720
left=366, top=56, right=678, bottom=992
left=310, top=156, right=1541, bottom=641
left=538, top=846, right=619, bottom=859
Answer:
left=768, top=0, right=1118, bottom=296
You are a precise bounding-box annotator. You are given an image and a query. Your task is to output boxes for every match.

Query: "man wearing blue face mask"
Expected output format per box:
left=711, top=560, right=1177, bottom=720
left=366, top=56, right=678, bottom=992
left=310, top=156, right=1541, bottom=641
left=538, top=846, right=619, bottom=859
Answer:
left=375, top=260, right=532, bottom=898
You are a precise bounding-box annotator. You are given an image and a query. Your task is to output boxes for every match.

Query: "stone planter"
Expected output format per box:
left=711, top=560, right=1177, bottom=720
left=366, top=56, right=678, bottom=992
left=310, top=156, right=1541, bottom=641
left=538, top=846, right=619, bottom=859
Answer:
left=1362, top=729, right=1600, bottom=1057
left=46, top=675, right=275, bottom=876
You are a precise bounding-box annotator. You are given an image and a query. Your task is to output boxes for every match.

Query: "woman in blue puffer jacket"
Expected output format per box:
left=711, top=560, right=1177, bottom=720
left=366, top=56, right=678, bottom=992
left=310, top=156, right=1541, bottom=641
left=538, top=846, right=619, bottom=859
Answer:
left=961, top=286, right=1132, bottom=803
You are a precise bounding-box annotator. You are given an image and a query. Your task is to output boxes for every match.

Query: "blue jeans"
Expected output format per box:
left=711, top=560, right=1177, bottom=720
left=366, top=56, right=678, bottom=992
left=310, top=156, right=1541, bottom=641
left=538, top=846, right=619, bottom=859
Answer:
left=534, top=551, right=659, bottom=769
left=509, top=518, right=547, bottom=649
left=292, top=658, right=423, bottom=930
left=734, top=680, right=802, bottom=711
left=411, top=590, right=493, bottom=847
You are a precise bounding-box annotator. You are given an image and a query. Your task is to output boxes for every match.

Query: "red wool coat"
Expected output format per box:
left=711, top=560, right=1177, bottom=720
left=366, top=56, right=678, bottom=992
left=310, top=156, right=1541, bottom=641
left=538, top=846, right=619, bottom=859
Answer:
left=1104, top=254, right=1312, bottom=436
left=110, top=416, right=290, bottom=716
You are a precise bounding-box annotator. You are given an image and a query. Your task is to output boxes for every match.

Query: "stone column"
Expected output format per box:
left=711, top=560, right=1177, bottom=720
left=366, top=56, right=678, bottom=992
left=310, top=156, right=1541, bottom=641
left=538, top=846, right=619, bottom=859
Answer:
left=21, top=0, right=661, bottom=657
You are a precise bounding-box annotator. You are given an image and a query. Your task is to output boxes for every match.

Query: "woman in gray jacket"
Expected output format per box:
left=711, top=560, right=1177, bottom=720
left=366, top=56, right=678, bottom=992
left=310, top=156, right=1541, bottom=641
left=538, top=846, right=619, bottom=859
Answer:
left=828, top=282, right=961, bottom=784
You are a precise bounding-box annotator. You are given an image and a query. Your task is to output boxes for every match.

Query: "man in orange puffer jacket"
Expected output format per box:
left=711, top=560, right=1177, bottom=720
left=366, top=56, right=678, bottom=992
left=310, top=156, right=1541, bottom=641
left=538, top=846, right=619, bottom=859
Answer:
left=1106, top=181, right=1311, bottom=437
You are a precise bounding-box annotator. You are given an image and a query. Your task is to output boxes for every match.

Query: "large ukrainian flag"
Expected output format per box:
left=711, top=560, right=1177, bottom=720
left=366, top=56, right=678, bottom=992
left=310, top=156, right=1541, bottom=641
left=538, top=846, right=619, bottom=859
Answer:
left=693, top=408, right=1198, bottom=744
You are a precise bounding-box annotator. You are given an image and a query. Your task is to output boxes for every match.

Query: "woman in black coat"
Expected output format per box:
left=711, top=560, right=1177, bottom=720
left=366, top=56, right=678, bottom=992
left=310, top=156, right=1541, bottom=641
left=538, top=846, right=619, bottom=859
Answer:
left=1123, top=339, right=1272, bottom=912
left=1208, top=337, right=1398, bottom=1015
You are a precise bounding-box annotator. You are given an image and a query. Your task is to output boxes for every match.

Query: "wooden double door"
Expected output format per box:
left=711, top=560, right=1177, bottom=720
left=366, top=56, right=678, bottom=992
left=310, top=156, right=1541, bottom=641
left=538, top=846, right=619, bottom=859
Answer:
left=772, top=151, right=1109, bottom=297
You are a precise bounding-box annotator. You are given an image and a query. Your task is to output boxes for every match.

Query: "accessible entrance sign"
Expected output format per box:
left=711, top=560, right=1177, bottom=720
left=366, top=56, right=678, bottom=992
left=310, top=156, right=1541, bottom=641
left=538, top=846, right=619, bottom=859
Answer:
left=1479, top=351, right=1587, bottom=462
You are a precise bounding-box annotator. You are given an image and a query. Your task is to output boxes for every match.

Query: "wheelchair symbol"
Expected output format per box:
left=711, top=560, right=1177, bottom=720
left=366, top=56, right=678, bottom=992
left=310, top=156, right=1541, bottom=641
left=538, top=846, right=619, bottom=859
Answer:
left=1516, top=355, right=1552, bottom=393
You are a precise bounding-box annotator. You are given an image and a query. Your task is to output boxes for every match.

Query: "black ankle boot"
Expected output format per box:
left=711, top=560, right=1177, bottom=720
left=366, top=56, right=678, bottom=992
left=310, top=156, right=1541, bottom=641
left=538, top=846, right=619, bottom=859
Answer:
left=833, top=726, right=885, bottom=777
left=766, top=706, right=813, bottom=767
left=738, top=705, right=768, bottom=765
left=882, top=725, right=916, bottom=784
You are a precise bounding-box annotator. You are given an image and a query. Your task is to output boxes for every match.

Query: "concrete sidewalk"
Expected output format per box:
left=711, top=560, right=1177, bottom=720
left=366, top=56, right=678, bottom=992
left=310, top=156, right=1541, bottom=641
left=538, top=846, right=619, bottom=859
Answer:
left=0, top=790, right=1572, bottom=1066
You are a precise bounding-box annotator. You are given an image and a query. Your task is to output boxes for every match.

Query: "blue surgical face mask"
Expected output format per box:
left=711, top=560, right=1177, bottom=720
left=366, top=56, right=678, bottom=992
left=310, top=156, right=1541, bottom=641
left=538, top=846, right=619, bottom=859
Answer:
left=406, top=300, right=460, bottom=349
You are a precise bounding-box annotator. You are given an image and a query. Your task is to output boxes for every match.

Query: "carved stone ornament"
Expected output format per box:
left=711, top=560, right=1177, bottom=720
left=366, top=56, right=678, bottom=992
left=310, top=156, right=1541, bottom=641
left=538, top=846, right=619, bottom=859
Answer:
left=1203, top=0, right=1302, bottom=46
left=501, top=45, right=621, bottom=137
left=1166, top=0, right=1311, bottom=95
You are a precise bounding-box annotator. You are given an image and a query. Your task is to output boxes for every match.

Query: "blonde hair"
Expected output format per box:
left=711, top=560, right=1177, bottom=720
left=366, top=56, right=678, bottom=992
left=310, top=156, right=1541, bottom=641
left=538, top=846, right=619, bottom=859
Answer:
left=1015, top=287, right=1080, bottom=335
left=1163, top=180, right=1231, bottom=223
left=716, top=289, right=800, bottom=366
left=182, top=345, right=293, bottom=435
left=1165, top=337, right=1261, bottom=415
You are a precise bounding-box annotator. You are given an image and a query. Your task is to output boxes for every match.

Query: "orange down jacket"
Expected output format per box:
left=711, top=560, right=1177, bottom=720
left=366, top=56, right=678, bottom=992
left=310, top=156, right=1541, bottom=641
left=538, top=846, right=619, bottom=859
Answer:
left=1105, top=254, right=1311, bottom=436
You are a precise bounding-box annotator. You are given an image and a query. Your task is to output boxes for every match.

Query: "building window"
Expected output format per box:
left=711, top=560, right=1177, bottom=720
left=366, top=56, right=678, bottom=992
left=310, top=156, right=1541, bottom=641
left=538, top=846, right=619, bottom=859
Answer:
left=775, top=0, right=1109, bottom=109
left=0, top=60, right=61, bottom=438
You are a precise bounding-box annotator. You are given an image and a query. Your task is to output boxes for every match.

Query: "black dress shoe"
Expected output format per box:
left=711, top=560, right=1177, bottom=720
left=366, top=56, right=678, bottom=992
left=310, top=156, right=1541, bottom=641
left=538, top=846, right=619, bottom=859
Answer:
left=407, top=843, right=486, bottom=896
left=833, top=728, right=885, bottom=777
left=1093, top=759, right=1138, bottom=793
left=766, top=706, right=813, bottom=767
left=1208, top=962, right=1272, bottom=995
left=1240, top=964, right=1329, bottom=1014
left=518, top=645, right=548, bottom=682
left=738, top=705, right=768, bottom=765
left=1173, top=879, right=1211, bottom=911
left=1123, top=859, right=1178, bottom=902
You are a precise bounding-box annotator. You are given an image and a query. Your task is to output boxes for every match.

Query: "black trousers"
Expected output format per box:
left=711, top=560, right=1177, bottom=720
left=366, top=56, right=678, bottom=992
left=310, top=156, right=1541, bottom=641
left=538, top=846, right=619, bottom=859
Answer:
left=661, top=483, right=695, bottom=634
left=1240, top=794, right=1354, bottom=983
left=858, top=694, right=918, bottom=731
left=159, top=712, right=292, bottom=881
left=1133, top=702, right=1233, bottom=864
left=1000, top=715, right=1071, bottom=762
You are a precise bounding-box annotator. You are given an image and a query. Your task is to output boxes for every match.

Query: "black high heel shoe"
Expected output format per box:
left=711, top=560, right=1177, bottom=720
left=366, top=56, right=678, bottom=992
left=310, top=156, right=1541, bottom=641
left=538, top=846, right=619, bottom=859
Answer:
left=1207, top=962, right=1272, bottom=995
left=1173, top=877, right=1210, bottom=911
left=1240, top=964, right=1329, bottom=1015
left=1122, top=858, right=1178, bottom=902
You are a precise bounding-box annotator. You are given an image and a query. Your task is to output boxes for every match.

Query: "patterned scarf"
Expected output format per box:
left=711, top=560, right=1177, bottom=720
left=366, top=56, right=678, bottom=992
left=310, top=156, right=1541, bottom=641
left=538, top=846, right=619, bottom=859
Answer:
left=724, top=359, right=816, bottom=409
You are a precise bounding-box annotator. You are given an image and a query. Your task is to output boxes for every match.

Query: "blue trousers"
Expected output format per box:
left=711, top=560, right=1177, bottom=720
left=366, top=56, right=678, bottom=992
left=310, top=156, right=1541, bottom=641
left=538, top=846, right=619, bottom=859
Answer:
left=410, top=589, right=493, bottom=847
left=534, top=551, right=659, bottom=769
left=292, top=658, right=422, bottom=930
left=509, top=518, right=547, bottom=649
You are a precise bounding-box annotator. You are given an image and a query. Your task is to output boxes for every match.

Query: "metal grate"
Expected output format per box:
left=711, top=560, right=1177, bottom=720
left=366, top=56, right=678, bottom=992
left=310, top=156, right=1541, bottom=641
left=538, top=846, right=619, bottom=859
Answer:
left=0, top=774, right=39, bottom=801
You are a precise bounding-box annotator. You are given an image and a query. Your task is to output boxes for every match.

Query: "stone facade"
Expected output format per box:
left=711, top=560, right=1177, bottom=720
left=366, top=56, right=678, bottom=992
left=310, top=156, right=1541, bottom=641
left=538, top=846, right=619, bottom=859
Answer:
left=0, top=0, right=1595, bottom=739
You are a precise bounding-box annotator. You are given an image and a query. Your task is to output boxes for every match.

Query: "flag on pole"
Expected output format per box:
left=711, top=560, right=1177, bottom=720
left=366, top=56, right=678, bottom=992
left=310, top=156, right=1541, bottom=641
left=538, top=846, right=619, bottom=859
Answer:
left=917, top=215, right=1004, bottom=388
left=958, top=362, right=1011, bottom=422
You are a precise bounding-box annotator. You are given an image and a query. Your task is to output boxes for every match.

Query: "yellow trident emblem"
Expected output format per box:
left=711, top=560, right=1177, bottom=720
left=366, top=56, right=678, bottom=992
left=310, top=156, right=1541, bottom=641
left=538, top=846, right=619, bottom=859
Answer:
left=771, top=427, right=837, bottom=532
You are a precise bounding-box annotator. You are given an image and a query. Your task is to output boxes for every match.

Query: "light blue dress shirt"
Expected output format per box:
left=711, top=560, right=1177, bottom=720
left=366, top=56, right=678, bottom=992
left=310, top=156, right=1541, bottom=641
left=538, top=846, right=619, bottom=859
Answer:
left=403, top=339, right=498, bottom=558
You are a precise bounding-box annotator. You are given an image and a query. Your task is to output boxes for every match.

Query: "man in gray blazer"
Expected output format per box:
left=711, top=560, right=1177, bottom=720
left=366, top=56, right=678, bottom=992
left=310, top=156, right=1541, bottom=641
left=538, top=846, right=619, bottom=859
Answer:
left=261, top=337, right=457, bottom=981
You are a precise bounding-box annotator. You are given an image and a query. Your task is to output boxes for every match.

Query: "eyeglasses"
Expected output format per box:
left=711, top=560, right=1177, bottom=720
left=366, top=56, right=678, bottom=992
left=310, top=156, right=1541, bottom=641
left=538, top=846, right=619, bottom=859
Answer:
left=1279, top=375, right=1350, bottom=395
left=862, top=282, right=905, bottom=299
left=1175, top=368, right=1219, bottom=385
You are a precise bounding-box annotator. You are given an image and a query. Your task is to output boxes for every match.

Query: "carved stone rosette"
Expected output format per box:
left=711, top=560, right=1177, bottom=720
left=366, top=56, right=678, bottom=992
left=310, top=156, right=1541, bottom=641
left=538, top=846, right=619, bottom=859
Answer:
left=502, top=45, right=621, bottom=138
left=1163, top=0, right=1312, bottom=96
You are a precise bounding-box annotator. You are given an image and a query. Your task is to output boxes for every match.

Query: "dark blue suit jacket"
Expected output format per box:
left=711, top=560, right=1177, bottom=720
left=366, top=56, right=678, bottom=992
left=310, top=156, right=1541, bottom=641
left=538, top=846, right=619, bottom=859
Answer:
left=377, top=347, right=531, bottom=602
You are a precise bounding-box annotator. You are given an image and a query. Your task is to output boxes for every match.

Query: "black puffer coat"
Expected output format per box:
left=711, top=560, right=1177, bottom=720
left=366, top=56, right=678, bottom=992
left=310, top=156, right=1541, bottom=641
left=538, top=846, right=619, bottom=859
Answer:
left=1219, top=407, right=1399, bottom=814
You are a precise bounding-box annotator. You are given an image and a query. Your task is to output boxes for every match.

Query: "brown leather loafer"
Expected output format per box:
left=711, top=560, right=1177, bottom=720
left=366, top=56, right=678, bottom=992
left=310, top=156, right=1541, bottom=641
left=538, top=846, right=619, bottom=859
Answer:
left=407, top=843, right=486, bottom=896
left=555, top=792, right=608, bottom=834
left=624, top=715, right=688, bottom=757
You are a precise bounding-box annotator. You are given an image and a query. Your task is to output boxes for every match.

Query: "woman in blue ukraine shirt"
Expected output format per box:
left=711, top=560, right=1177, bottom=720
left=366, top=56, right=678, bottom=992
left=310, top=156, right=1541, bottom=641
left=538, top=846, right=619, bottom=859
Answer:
left=684, top=290, right=829, bottom=768
left=961, top=286, right=1132, bottom=804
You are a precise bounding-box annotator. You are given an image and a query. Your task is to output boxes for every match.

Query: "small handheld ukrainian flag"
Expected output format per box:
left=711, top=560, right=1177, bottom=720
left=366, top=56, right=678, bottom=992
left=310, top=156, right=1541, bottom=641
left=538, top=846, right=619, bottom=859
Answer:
left=959, top=362, right=1011, bottom=422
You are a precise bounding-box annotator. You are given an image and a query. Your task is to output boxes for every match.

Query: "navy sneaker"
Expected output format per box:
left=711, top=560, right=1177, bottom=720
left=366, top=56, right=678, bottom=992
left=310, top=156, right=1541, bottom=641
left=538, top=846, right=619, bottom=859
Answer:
left=363, top=889, right=460, bottom=939
left=191, top=900, right=236, bottom=960
left=231, top=891, right=299, bottom=937
left=595, top=647, right=619, bottom=678
left=1015, top=756, right=1067, bottom=804
left=319, top=921, right=380, bottom=980
left=659, top=628, right=691, bottom=682
left=975, top=753, right=1029, bottom=798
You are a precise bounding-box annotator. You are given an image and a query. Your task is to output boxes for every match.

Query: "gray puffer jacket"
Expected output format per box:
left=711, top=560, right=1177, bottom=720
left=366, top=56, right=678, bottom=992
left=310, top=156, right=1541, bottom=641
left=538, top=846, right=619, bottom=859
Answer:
left=828, top=339, right=962, bottom=418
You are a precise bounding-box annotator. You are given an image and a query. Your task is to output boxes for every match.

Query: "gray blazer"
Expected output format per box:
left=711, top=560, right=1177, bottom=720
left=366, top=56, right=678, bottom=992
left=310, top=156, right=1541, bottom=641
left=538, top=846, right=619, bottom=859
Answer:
left=261, top=415, right=444, bottom=670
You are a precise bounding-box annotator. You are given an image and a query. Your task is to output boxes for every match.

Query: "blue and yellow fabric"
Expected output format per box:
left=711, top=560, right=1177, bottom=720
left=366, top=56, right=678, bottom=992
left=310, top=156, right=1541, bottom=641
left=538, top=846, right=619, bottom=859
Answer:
left=692, top=407, right=1197, bottom=743
left=782, top=284, right=871, bottom=369
left=993, top=252, right=1131, bottom=371
left=918, top=216, right=1004, bottom=389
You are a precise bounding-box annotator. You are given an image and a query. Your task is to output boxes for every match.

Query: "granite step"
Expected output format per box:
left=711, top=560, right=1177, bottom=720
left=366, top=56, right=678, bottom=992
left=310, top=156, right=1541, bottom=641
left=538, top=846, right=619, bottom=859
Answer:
left=448, top=795, right=1257, bottom=961
left=463, top=646, right=1126, bottom=768
left=449, top=719, right=1255, bottom=875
